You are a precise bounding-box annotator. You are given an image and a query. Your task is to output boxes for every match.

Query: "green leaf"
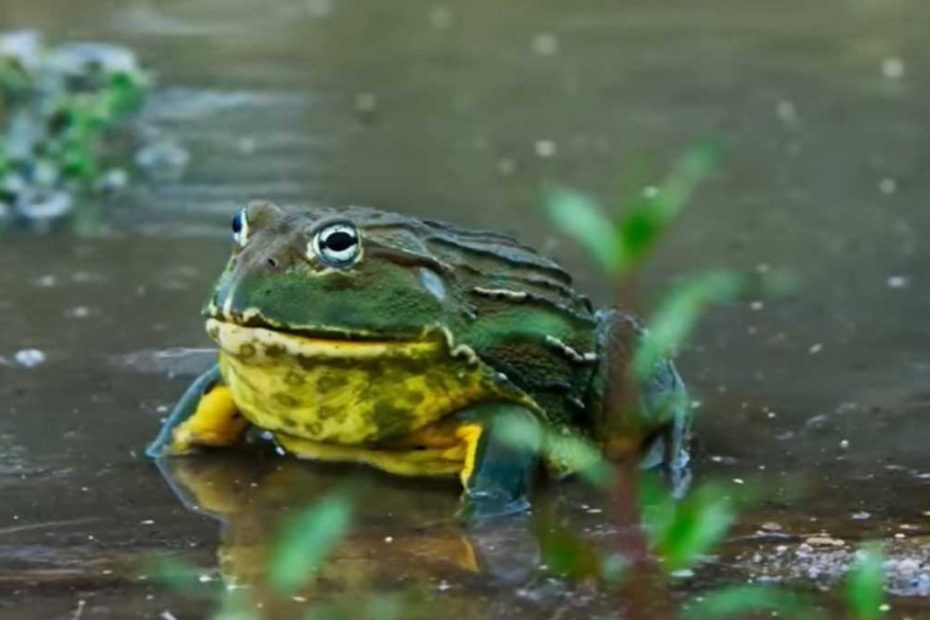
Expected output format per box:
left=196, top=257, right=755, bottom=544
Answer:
left=615, top=139, right=721, bottom=270
left=681, top=585, right=820, bottom=620
left=543, top=139, right=721, bottom=278
left=495, top=416, right=612, bottom=489
left=145, top=555, right=209, bottom=594
left=657, top=139, right=722, bottom=221
left=267, top=490, right=354, bottom=594
left=543, top=186, right=623, bottom=273
left=846, top=544, right=886, bottom=620
left=649, top=483, right=736, bottom=573
left=214, top=591, right=264, bottom=620
left=633, top=270, right=743, bottom=379
left=544, top=429, right=613, bottom=489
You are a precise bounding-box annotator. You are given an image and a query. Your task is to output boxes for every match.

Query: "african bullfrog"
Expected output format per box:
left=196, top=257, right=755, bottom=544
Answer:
left=147, top=201, right=691, bottom=517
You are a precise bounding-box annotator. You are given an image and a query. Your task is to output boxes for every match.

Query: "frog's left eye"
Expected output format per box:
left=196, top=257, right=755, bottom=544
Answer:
left=311, top=222, right=360, bottom=267
left=232, top=210, right=249, bottom=247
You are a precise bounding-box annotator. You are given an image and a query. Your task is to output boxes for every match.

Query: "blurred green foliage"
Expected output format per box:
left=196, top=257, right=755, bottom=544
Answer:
left=640, top=476, right=735, bottom=574
left=0, top=32, right=151, bottom=225
left=633, top=271, right=743, bottom=380
left=845, top=544, right=887, bottom=620
left=267, top=490, right=354, bottom=593
left=680, top=585, right=820, bottom=620
left=544, top=139, right=720, bottom=277
left=147, top=555, right=219, bottom=598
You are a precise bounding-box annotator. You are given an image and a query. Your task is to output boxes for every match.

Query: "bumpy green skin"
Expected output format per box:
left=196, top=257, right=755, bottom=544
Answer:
left=153, top=201, right=691, bottom=517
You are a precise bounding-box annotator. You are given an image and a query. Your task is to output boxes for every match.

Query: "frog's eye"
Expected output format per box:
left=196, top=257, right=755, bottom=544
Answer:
left=311, top=222, right=360, bottom=267
left=232, top=209, right=249, bottom=247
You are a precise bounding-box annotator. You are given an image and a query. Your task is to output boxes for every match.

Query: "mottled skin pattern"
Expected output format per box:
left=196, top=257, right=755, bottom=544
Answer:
left=147, top=201, right=691, bottom=518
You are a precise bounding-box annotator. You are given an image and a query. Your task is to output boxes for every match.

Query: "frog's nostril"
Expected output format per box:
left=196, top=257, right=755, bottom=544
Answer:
left=266, top=257, right=279, bottom=269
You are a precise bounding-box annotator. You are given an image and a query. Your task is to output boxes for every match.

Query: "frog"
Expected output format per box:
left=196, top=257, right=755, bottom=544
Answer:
left=146, top=201, right=691, bottom=518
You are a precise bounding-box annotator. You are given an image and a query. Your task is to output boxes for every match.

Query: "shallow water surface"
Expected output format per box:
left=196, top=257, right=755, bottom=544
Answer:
left=1, top=0, right=929, bottom=618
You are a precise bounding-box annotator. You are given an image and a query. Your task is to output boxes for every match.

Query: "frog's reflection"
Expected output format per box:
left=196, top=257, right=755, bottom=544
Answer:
left=155, top=453, right=542, bottom=609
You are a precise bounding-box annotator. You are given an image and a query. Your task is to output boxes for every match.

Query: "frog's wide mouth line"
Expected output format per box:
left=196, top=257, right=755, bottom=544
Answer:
left=205, top=318, right=440, bottom=360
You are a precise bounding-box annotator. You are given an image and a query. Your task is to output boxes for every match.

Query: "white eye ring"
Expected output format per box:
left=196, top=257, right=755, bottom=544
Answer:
left=310, top=222, right=360, bottom=267
left=232, top=209, right=249, bottom=247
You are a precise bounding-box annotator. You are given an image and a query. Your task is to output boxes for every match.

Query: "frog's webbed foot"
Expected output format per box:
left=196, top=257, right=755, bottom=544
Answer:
left=455, top=402, right=542, bottom=523
left=146, top=364, right=250, bottom=458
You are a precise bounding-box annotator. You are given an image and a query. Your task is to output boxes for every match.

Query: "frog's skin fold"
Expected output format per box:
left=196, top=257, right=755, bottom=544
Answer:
left=147, top=201, right=692, bottom=518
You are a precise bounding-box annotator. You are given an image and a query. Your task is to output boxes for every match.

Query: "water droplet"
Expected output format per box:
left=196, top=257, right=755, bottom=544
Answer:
left=532, top=33, right=559, bottom=56
left=887, top=275, right=910, bottom=289
left=879, top=177, right=898, bottom=194
left=429, top=6, right=452, bottom=29
left=881, top=57, right=905, bottom=79
left=534, top=140, right=557, bottom=158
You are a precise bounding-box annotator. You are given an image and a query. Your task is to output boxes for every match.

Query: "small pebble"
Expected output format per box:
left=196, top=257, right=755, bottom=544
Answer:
left=804, top=536, right=845, bottom=547
left=14, top=349, right=46, bottom=368
left=887, top=275, right=910, bottom=289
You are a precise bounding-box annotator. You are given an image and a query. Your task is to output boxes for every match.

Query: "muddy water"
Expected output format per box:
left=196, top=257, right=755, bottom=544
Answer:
left=1, top=0, right=929, bottom=618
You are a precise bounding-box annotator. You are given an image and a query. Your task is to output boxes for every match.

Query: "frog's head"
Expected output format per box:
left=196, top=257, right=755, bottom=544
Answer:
left=205, top=201, right=459, bottom=342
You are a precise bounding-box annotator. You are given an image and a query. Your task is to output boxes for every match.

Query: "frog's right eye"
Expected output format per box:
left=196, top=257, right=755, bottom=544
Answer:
left=232, top=210, right=249, bottom=247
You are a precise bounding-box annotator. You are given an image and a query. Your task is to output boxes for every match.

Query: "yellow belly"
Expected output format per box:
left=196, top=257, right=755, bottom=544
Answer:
left=208, top=319, right=508, bottom=447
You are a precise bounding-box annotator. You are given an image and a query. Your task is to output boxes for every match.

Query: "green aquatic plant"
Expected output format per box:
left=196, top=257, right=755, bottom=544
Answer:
left=267, top=489, right=354, bottom=594
left=632, top=270, right=743, bottom=381
left=846, top=544, right=887, bottom=620
left=639, top=476, right=736, bottom=574
left=0, top=31, right=151, bottom=227
left=544, top=139, right=720, bottom=277
left=541, top=140, right=821, bottom=620
left=680, top=585, right=820, bottom=620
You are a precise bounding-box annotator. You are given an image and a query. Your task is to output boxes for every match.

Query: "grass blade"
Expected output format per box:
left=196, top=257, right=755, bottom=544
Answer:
left=544, top=186, right=623, bottom=273
left=267, top=490, right=354, bottom=594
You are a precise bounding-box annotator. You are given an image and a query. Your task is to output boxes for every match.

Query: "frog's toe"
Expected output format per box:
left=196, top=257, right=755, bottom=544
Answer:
left=145, top=430, right=204, bottom=458
left=145, top=436, right=180, bottom=459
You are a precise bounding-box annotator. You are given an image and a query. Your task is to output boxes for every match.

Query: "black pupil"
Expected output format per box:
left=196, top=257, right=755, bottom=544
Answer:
left=232, top=212, right=243, bottom=234
left=322, top=230, right=356, bottom=252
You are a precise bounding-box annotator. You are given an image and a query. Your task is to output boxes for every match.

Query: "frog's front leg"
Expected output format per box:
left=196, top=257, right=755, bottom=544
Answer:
left=146, top=364, right=250, bottom=458
left=455, top=402, right=542, bottom=521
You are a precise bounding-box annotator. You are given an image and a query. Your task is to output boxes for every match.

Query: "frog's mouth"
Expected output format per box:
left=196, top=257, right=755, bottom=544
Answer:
left=205, top=318, right=446, bottom=362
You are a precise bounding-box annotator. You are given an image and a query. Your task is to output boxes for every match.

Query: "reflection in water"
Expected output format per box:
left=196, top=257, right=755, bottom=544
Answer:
left=155, top=454, right=546, bottom=617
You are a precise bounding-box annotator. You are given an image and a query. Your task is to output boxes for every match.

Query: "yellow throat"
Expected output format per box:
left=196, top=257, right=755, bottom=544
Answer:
left=205, top=318, right=507, bottom=447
